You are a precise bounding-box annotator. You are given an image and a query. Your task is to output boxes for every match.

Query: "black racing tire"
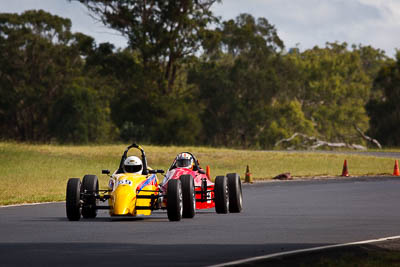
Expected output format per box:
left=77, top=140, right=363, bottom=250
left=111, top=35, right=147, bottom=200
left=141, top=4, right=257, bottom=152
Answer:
left=81, top=174, right=99, bottom=219
left=167, top=179, right=183, bottom=221
left=227, top=173, right=243, bottom=213
left=180, top=174, right=196, bottom=218
left=214, top=175, right=229, bottom=214
left=66, top=178, right=81, bottom=221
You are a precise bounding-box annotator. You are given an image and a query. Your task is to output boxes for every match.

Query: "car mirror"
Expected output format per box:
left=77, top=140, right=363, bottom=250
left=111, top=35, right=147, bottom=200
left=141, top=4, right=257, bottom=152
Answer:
left=102, top=169, right=110, bottom=175
left=198, top=169, right=206, bottom=174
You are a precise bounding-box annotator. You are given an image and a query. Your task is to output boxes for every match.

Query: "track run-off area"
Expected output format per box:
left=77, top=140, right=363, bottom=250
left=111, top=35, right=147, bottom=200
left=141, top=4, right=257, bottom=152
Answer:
left=1, top=177, right=400, bottom=266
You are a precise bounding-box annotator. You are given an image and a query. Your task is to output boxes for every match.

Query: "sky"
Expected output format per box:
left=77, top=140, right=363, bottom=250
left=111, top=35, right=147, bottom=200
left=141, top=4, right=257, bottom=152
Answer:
left=1, top=0, right=399, bottom=57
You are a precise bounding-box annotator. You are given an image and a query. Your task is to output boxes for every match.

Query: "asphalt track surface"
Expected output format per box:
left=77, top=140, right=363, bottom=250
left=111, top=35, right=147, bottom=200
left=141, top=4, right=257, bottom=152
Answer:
left=1, top=177, right=400, bottom=266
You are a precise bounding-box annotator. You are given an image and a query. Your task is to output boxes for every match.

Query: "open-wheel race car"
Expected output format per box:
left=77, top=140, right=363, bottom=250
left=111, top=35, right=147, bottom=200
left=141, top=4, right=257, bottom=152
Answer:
left=160, top=152, right=243, bottom=218
left=66, top=144, right=183, bottom=221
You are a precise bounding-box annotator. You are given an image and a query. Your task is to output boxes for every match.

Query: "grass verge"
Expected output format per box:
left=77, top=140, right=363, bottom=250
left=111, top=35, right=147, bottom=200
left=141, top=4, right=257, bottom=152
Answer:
left=251, top=241, right=400, bottom=267
left=0, top=142, right=399, bottom=205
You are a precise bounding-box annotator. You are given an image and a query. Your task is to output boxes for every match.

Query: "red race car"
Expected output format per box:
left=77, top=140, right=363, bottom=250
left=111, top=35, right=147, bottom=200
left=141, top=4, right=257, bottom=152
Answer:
left=160, top=152, right=243, bottom=218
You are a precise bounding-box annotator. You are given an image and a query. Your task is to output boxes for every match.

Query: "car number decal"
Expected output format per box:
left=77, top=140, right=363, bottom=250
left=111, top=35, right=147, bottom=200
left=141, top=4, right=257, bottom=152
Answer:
left=117, top=179, right=133, bottom=186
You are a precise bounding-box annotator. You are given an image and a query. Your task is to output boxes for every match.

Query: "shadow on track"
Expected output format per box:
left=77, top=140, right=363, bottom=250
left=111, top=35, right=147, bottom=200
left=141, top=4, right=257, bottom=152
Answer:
left=0, top=242, right=332, bottom=267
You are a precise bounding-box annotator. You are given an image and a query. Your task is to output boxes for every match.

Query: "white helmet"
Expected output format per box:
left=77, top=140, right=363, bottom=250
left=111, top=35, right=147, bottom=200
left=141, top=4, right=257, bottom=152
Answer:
left=124, top=156, right=142, bottom=174
left=175, top=153, right=194, bottom=169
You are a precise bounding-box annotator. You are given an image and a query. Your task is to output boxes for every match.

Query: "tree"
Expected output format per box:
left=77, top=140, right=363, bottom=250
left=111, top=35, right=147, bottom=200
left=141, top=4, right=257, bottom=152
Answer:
left=75, top=0, right=221, bottom=145
left=189, top=14, right=294, bottom=148
left=76, top=0, right=219, bottom=92
left=220, top=14, right=283, bottom=57
left=49, top=79, right=115, bottom=143
left=0, top=10, right=81, bottom=141
left=0, top=10, right=116, bottom=143
left=366, top=51, right=400, bottom=146
left=288, top=42, right=371, bottom=145
left=352, top=44, right=387, bottom=81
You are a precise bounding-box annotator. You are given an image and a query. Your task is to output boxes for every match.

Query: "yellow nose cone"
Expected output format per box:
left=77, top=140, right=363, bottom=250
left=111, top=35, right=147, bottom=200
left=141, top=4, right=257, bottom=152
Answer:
left=112, top=185, right=136, bottom=215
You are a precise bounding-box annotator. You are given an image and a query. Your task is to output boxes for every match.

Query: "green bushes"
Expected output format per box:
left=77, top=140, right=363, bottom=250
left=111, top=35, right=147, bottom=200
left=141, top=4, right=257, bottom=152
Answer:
left=0, top=8, right=397, bottom=148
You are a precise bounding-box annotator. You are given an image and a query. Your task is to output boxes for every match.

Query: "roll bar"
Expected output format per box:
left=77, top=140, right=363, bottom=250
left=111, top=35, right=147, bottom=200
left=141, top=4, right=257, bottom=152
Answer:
left=118, top=143, right=149, bottom=175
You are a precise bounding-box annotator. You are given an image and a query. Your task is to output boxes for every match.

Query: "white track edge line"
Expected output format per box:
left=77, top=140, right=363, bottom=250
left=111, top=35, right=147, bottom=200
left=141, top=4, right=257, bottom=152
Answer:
left=208, top=235, right=400, bottom=267
left=0, top=201, right=65, bottom=208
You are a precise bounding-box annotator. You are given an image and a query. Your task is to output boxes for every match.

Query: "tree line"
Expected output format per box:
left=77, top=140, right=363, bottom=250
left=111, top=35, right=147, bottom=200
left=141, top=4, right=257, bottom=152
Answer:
left=0, top=2, right=399, bottom=149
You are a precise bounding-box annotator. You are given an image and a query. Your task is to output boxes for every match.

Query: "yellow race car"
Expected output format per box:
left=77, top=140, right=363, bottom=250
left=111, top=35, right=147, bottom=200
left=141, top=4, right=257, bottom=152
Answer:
left=66, top=144, right=183, bottom=221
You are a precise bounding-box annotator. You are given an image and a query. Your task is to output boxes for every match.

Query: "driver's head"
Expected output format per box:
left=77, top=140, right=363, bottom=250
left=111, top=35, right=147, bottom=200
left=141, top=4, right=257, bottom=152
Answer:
left=123, top=156, right=142, bottom=174
left=175, top=153, right=194, bottom=169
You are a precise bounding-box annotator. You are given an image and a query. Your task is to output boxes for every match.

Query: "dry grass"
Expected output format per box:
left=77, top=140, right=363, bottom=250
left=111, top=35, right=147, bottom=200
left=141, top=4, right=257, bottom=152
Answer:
left=0, top=142, right=398, bottom=205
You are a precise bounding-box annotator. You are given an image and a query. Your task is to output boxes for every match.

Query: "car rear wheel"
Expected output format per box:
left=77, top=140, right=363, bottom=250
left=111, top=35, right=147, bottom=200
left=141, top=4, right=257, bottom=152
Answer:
left=66, top=178, right=81, bottom=221
left=167, top=179, right=183, bottom=221
left=227, top=173, right=243, bottom=213
left=81, top=174, right=99, bottom=219
left=214, top=175, right=229, bottom=214
left=180, top=174, right=196, bottom=218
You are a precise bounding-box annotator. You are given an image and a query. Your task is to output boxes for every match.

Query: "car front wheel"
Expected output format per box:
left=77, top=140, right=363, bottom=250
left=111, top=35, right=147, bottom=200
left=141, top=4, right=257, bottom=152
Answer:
left=66, top=178, right=81, bottom=221
left=167, top=179, right=183, bottom=221
left=227, top=173, right=243, bottom=213
left=214, top=175, right=228, bottom=214
left=180, top=174, right=196, bottom=218
left=81, top=174, right=99, bottom=219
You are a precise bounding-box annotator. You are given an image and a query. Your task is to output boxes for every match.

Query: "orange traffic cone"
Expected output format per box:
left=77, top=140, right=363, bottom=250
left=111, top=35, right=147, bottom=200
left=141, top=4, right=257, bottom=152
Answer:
left=393, top=160, right=400, bottom=176
left=244, top=165, right=253, bottom=183
left=341, top=160, right=349, bottom=177
left=206, top=165, right=211, bottom=179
